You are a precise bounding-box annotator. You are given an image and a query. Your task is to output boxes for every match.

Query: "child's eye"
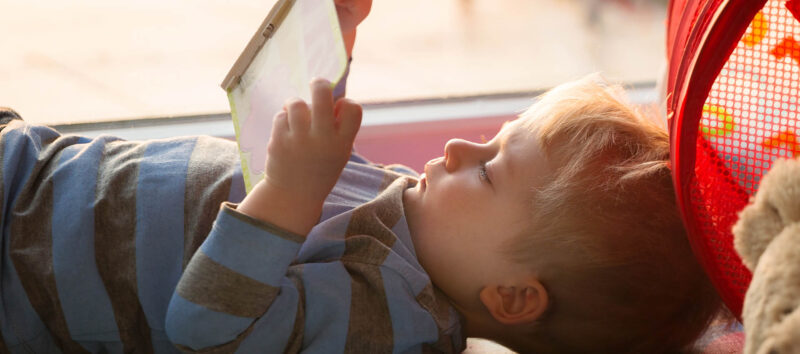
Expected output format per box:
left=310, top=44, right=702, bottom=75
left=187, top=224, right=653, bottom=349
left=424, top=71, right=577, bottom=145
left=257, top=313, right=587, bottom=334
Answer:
left=479, top=162, right=491, bottom=184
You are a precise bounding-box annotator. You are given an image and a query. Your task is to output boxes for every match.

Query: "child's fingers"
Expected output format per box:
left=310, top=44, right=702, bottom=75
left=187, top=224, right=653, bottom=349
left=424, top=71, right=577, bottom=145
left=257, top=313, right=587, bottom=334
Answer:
left=284, top=98, right=311, bottom=132
left=269, top=111, right=289, bottom=155
left=272, top=110, right=289, bottom=134
left=310, top=78, right=335, bottom=131
left=335, top=98, right=362, bottom=140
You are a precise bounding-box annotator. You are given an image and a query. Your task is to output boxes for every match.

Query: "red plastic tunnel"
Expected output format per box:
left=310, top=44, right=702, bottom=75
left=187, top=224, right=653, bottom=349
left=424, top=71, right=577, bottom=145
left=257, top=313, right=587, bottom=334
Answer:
left=667, top=0, right=800, bottom=319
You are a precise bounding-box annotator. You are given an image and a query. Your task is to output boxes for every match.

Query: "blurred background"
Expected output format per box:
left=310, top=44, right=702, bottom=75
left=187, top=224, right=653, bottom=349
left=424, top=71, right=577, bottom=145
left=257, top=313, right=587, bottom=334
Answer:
left=1, top=0, right=667, bottom=125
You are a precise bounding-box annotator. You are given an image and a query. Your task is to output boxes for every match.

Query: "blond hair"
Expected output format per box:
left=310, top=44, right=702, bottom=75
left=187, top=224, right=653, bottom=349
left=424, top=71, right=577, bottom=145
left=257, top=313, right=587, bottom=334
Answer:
left=503, top=75, right=721, bottom=353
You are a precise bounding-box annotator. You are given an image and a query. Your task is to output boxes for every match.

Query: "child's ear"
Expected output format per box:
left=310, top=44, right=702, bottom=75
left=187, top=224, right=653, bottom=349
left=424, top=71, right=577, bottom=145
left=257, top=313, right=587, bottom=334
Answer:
left=479, top=280, right=548, bottom=325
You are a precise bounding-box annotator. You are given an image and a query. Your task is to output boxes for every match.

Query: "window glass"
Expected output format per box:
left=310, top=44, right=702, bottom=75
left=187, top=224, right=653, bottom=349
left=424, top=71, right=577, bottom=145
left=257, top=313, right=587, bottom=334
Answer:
left=2, top=0, right=665, bottom=125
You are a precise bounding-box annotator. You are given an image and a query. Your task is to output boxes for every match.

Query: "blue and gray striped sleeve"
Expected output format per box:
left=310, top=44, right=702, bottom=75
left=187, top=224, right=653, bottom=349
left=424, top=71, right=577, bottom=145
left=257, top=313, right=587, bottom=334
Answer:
left=165, top=203, right=305, bottom=352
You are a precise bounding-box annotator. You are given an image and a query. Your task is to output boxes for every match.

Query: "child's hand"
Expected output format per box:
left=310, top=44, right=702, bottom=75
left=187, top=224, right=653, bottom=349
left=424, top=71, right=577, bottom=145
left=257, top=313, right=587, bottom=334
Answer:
left=265, top=78, right=361, bottom=206
left=237, top=78, right=362, bottom=236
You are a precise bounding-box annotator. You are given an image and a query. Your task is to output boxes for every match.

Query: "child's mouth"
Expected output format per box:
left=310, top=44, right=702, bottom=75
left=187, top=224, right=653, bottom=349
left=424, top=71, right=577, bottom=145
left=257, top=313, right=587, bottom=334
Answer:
left=419, top=174, right=427, bottom=190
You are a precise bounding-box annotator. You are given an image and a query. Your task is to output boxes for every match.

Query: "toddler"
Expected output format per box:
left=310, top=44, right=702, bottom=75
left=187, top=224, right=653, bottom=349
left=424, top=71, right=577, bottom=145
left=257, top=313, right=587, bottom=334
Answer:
left=0, top=78, right=721, bottom=353
left=0, top=1, right=720, bottom=352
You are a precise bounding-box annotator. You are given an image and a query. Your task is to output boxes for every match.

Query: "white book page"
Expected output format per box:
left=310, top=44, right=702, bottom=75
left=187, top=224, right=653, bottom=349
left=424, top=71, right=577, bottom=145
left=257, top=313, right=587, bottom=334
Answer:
left=227, top=0, right=348, bottom=192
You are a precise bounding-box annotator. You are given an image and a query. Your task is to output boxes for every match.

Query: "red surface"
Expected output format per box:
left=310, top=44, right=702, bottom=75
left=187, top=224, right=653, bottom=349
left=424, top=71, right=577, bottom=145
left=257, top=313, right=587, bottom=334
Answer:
left=668, top=0, right=800, bottom=318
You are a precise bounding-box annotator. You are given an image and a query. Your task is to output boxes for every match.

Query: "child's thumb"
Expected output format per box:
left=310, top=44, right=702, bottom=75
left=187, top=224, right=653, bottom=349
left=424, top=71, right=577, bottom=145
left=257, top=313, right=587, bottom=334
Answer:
left=335, top=98, right=362, bottom=139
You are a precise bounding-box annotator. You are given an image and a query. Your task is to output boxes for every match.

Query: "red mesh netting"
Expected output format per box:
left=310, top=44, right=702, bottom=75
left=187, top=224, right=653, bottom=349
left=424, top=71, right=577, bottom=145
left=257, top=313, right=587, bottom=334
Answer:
left=702, top=1, right=800, bottom=195
left=668, top=0, right=800, bottom=318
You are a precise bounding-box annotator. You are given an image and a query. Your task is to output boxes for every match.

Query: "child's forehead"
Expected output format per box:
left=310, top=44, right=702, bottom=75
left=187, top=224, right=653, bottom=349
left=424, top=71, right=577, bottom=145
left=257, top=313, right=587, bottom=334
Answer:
left=498, top=117, right=551, bottom=185
left=498, top=119, right=519, bottom=136
left=498, top=118, right=537, bottom=141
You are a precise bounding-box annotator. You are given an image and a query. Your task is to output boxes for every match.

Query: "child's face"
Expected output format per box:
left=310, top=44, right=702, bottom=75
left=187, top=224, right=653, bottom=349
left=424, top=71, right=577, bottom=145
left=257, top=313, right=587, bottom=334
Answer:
left=403, top=118, right=552, bottom=306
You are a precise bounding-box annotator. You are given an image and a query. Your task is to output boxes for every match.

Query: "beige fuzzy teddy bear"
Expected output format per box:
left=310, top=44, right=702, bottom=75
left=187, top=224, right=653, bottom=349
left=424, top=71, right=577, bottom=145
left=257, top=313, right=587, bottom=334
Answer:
left=732, top=158, right=800, bottom=354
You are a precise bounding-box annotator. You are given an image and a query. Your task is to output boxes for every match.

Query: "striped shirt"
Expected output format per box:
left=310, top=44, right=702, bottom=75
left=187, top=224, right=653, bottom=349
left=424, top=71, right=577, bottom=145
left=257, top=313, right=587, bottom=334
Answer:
left=0, top=120, right=465, bottom=353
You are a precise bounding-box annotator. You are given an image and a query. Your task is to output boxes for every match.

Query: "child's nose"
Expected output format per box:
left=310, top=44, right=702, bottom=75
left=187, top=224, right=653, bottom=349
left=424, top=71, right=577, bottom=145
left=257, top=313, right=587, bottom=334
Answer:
left=444, top=138, right=478, bottom=172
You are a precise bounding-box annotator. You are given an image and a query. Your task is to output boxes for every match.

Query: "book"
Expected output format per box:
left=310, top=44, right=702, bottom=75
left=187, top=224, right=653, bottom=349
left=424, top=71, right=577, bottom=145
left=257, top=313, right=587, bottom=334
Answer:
left=222, top=0, right=348, bottom=192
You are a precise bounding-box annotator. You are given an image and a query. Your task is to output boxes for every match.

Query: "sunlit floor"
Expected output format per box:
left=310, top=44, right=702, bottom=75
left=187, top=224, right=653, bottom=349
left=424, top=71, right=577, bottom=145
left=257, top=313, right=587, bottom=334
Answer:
left=2, top=0, right=665, bottom=125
